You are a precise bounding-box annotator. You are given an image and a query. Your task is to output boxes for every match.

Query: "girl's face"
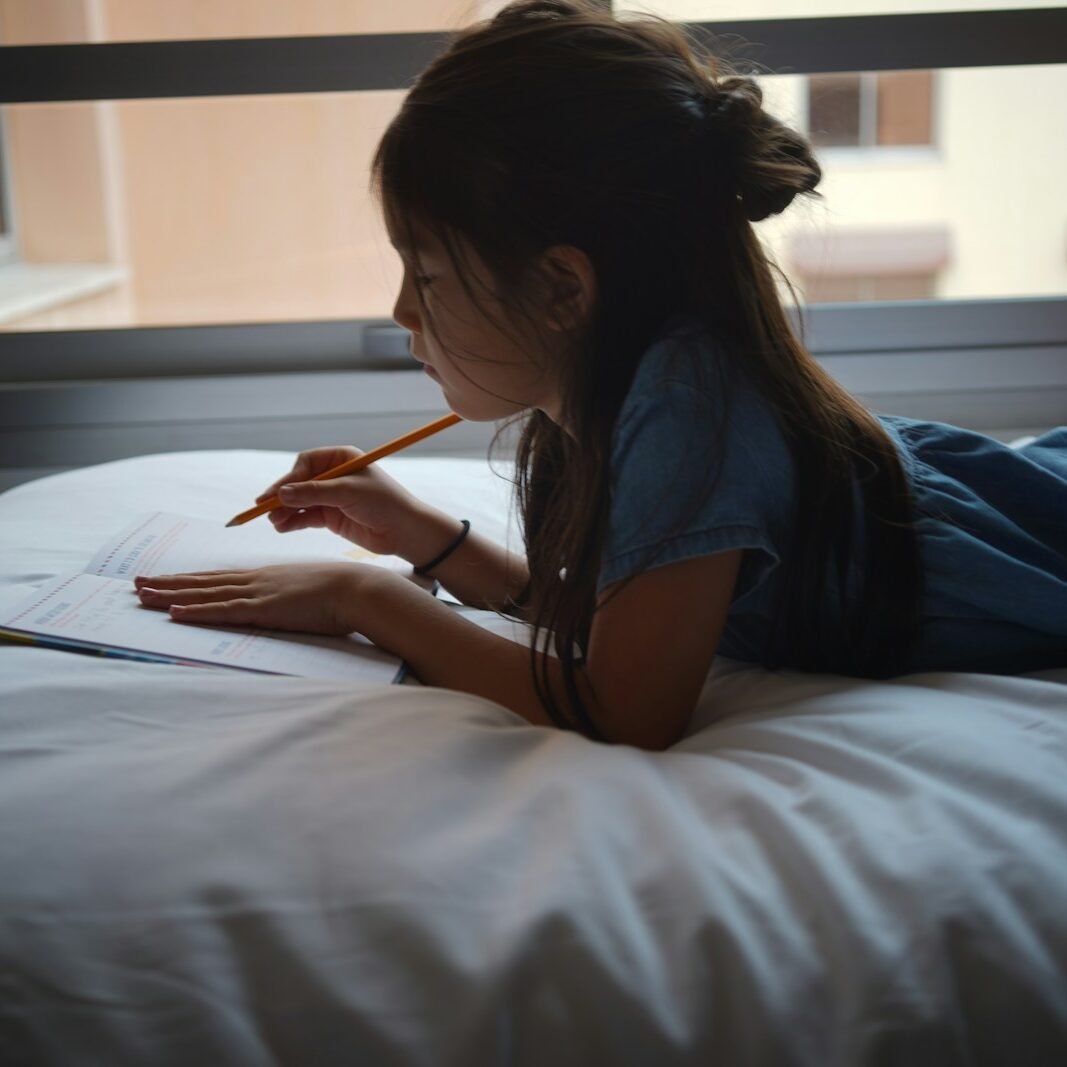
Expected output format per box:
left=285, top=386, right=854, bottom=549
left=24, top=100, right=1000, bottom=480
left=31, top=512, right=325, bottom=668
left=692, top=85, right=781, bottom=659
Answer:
left=390, top=225, right=591, bottom=426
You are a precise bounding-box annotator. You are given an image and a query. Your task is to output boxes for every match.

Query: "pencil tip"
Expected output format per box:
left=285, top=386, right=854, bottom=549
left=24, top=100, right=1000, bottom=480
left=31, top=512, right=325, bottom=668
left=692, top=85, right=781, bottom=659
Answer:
left=225, top=518, right=238, bottom=528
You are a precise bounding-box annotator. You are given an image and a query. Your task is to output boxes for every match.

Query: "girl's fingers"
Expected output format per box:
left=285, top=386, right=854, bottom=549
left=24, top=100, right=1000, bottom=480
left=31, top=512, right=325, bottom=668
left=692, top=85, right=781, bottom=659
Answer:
left=256, top=475, right=300, bottom=503
left=258, top=463, right=313, bottom=500
left=138, top=584, right=248, bottom=606
left=134, top=571, right=251, bottom=590
left=256, top=450, right=359, bottom=502
left=270, top=512, right=301, bottom=532
left=272, top=508, right=325, bottom=533
left=169, top=599, right=258, bottom=625
left=268, top=505, right=315, bottom=528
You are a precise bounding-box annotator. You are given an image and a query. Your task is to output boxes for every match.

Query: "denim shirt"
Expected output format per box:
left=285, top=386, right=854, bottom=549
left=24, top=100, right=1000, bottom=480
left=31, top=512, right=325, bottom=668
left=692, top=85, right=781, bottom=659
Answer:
left=597, top=318, right=1067, bottom=675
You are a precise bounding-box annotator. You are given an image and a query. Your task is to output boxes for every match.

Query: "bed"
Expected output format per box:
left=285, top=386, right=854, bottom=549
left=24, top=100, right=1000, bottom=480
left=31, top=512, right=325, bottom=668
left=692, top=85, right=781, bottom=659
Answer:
left=1, top=449, right=1065, bottom=1065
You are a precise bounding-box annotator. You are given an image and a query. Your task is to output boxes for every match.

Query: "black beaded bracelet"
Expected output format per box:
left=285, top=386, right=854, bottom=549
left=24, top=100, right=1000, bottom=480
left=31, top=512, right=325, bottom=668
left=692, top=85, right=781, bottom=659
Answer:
left=413, top=519, right=471, bottom=576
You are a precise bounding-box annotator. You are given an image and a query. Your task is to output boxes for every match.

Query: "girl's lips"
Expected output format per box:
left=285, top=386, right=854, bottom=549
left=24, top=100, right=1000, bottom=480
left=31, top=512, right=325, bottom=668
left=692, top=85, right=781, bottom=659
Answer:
left=411, top=350, right=440, bottom=380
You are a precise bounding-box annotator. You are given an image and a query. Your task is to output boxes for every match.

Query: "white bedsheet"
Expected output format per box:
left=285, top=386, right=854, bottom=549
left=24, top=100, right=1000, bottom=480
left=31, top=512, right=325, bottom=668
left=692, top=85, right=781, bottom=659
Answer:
left=1, top=451, right=1066, bottom=1065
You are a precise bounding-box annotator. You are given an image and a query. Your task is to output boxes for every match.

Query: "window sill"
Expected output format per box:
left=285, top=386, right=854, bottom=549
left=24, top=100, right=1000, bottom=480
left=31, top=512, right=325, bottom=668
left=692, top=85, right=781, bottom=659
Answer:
left=0, top=263, right=126, bottom=325
left=814, top=145, right=941, bottom=167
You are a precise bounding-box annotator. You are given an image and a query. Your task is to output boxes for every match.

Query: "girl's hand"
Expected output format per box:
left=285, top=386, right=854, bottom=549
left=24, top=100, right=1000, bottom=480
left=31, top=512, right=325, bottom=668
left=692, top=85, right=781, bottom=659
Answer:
left=257, top=446, right=431, bottom=558
left=135, top=563, right=390, bottom=636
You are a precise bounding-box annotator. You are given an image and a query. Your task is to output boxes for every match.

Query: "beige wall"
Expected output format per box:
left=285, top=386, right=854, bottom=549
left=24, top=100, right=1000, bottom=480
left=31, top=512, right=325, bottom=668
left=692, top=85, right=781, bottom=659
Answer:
left=0, top=0, right=506, bottom=330
left=113, top=90, right=405, bottom=324
left=0, top=0, right=90, bottom=45
left=6, top=102, right=112, bottom=263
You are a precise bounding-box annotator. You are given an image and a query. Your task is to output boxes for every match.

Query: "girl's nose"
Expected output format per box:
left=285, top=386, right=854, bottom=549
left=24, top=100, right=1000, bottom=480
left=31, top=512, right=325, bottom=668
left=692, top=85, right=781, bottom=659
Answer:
left=392, top=270, right=421, bottom=335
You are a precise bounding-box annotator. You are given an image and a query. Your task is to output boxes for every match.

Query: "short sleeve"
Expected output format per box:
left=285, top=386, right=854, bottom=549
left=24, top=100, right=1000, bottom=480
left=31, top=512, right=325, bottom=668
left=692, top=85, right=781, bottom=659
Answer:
left=597, top=337, right=795, bottom=606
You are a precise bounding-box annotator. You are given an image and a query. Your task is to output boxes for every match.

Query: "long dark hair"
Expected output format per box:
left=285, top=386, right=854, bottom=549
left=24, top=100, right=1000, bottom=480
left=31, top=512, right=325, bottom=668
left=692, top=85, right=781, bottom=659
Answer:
left=371, top=0, right=923, bottom=737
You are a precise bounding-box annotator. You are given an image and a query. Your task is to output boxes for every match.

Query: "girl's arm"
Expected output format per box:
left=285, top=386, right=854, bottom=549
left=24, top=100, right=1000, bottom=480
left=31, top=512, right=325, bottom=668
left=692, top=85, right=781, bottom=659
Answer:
left=405, top=507, right=530, bottom=616
left=139, top=548, right=739, bottom=750
left=355, top=548, right=742, bottom=750
left=583, top=549, right=742, bottom=749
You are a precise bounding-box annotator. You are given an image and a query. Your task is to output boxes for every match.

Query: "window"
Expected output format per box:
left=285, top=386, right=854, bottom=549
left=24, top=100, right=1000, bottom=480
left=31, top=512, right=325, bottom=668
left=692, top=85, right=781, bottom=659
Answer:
left=0, top=4, right=1062, bottom=347
left=0, top=2, right=1062, bottom=473
left=807, top=71, right=934, bottom=149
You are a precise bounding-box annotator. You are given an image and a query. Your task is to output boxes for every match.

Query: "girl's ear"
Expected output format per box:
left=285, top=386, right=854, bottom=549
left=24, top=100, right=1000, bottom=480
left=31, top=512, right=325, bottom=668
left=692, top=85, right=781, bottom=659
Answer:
left=537, top=244, right=597, bottom=332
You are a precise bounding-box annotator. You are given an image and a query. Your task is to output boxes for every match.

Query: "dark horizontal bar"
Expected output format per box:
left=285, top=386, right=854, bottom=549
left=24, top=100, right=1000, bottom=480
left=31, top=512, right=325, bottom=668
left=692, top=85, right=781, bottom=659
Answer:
left=689, top=7, right=1067, bottom=76
left=0, top=32, right=445, bottom=104
left=0, top=8, right=1064, bottom=104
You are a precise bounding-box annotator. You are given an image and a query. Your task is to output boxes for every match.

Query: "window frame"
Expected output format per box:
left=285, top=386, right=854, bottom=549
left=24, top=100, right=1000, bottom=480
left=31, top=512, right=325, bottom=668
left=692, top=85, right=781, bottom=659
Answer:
left=1, top=8, right=1063, bottom=102
left=0, top=5, right=1062, bottom=384
left=805, top=70, right=938, bottom=152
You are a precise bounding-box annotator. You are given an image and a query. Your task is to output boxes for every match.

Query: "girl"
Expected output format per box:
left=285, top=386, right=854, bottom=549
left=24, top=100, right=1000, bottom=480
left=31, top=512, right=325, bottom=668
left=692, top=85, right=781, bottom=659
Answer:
left=136, top=0, right=1067, bottom=751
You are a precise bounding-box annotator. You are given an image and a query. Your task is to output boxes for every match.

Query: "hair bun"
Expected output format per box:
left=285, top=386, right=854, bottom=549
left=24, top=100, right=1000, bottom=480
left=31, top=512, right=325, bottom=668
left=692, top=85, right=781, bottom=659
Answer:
left=704, top=75, right=821, bottom=222
left=707, top=76, right=764, bottom=129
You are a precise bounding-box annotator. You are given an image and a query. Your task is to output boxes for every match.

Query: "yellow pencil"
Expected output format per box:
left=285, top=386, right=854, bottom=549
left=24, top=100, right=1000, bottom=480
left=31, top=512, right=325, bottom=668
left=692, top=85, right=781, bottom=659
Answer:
left=225, top=412, right=463, bottom=527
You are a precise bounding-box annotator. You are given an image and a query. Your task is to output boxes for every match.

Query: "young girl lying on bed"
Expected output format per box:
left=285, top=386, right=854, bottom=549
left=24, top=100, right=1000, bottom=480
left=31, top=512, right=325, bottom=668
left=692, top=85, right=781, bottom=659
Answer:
left=136, top=0, right=1067, bottom=750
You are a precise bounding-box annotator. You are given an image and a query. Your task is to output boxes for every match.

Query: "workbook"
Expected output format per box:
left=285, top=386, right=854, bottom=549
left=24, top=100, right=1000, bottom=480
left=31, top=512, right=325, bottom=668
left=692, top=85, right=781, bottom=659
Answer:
left=0, top=511, right=422, bottom=682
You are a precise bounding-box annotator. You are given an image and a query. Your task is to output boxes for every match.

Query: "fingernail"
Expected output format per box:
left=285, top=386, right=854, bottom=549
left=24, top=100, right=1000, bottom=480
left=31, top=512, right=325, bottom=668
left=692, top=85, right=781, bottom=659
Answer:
left=278, top=485, right=295, bottom=500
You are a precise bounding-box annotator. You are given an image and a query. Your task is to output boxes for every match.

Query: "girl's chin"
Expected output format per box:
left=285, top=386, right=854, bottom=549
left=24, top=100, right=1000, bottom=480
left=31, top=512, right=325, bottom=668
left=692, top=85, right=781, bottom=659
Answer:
left=430, top=378, right=529, bottom=423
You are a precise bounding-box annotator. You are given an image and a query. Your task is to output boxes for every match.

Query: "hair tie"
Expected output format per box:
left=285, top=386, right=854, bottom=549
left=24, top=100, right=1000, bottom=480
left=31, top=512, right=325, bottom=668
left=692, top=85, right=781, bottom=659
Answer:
left=413, top=519, right=471, bottom=576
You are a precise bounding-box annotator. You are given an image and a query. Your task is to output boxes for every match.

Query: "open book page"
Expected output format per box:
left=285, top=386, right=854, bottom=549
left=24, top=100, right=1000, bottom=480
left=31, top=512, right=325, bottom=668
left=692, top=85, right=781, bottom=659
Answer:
left=0, top=572, right=402, bottom=682
left=85, top=511, right=413, bottom=581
